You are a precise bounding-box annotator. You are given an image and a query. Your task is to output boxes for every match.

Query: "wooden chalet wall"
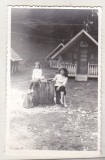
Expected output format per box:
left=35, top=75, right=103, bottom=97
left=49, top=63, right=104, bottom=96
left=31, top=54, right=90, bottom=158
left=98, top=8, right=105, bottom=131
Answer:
left=60, top=35, right=98, bottom=65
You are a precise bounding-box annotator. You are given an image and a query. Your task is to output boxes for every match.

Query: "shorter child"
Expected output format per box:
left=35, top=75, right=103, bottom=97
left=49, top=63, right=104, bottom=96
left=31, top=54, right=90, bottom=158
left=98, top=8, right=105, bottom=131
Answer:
left=53, top=68, right=68, bottom=107
left=29, top=62, right=44, bottom=92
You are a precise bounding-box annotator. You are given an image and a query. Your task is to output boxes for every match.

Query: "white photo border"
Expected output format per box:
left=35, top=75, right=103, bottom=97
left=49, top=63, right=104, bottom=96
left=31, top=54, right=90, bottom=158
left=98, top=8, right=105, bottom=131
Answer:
left=5, top=6, right=102, bottom=159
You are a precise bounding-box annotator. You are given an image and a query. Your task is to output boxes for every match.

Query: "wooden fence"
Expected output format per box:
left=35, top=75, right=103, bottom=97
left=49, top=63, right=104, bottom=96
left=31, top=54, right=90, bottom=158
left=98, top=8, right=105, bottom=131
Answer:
left=50, top=60, right=58, bottom=68
left=60, top=62, right=77, bottom=76
left=88, top=63, right=98, bottom=78
left=50, top=60, right=98, bottom=78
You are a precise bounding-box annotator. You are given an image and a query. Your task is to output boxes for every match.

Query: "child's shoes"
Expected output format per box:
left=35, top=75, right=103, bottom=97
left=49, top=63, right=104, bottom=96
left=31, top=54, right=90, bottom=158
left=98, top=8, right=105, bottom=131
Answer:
left=64, top=103, right=67, bottom=107
left=60, top=99, right=64, bottom=105
left=60, top=98, right=68, bottom=107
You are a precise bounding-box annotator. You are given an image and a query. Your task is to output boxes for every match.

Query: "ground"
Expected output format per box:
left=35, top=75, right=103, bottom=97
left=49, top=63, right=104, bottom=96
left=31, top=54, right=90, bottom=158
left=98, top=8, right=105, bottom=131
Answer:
left=9, top=65, right=98, bottom=151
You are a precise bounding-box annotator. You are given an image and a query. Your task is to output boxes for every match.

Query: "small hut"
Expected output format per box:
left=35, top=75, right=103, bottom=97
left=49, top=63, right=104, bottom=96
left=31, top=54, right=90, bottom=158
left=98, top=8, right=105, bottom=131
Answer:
left=46, top=43, right=64, bottom=68
left=11, top=48, right=23, bottom=74
left=47, top=29, right=98, bottom=81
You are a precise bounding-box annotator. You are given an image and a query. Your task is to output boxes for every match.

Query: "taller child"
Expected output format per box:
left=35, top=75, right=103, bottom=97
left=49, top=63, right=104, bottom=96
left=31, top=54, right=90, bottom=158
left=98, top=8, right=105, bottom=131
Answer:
left=54, top=68, right=68, bottom=107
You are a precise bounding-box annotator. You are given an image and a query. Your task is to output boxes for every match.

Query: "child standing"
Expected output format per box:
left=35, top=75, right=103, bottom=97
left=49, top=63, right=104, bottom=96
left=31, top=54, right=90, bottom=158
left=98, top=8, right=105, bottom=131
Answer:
left=29, top=62, right=44, bottom=92
left=54, top=68, right=68, bottom=107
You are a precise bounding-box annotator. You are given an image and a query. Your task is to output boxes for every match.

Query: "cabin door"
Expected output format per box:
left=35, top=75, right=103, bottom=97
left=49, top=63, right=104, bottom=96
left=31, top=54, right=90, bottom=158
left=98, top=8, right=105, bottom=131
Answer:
left=77, top=48, right=88, bottom=75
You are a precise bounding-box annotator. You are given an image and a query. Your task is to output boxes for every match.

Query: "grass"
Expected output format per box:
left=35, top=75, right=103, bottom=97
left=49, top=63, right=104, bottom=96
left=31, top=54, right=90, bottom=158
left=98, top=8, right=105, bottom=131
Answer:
left=9, top=66, right=98, bottom=151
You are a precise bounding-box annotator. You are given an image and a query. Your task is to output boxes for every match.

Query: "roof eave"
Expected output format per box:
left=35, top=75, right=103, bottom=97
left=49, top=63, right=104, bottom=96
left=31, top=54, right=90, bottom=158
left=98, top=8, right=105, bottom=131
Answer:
left=52, top=29, right=98, bottom=59
left=45, top=43, right=64, bottom=60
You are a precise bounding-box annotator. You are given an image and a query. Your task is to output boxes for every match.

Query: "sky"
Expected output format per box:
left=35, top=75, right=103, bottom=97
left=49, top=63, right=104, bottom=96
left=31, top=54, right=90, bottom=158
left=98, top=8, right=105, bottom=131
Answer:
left=11, top=8, right=98, bottom=42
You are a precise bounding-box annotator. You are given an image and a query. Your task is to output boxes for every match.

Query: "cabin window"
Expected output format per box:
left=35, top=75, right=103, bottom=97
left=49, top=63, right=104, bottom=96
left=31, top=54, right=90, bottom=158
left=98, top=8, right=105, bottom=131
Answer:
left=80, top=41, right=89, bottom=48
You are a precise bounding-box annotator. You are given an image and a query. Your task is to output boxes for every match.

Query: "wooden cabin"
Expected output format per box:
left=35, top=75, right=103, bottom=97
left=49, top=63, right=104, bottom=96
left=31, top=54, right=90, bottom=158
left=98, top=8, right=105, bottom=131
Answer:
left=11, top=48, right=23, bottom=74
left=47, top=29, right=98, bottom=81
left=46, top=43, right=64, bottom=68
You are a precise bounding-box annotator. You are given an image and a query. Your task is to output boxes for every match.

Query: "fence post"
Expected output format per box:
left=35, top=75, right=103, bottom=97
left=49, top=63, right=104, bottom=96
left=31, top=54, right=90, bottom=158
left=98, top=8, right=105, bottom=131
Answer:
left=88, top=63, right=89, bottom=76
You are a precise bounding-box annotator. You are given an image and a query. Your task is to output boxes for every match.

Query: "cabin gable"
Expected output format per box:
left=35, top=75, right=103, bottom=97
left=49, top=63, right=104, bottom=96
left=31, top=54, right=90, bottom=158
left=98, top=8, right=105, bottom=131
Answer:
left=48, top=29, right=98, bottom=81
left=56, top=35, right=98, bottom=65
left=45, top=43, right=64, bottom=60
left=52, top=29, right=98, bottom=60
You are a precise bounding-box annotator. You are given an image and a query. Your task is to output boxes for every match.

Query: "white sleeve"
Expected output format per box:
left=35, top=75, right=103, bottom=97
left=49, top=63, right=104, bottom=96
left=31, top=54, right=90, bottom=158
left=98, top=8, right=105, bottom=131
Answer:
left=63, top=77, right=68, bottom=86
left=32, top=69, right=35, bottom=79
left=53, top=74, right=58, bottom=81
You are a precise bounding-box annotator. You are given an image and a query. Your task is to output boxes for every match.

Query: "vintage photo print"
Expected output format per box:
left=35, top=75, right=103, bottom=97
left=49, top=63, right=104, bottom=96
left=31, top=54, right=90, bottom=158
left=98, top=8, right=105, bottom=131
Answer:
left=6, top=6, right=101, bottom=158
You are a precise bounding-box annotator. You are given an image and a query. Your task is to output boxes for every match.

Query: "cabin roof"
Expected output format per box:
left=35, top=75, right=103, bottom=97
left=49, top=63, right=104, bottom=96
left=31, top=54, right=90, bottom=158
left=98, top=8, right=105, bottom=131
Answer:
left=45, top=43, right=64, bottom=60
left=11, top=48, right=23, bottom=61
left=52, top=29, right=98, bottom=59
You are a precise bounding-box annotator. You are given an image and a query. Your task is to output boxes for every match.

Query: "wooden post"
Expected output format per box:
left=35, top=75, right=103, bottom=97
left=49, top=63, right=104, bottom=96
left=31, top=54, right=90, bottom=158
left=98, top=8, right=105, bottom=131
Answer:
left=55, top=89, right=61, bottom=104
left=88, top=63, right=89, bottom=76
left=23, top=80, right=55, bottom=108
left=11, top=61, right=13, bottom=74
left=12, top=62, right=15, bottom=73
left=15, top=61, right=18, bottom=72
left=33, top=80, right=55, bottom=105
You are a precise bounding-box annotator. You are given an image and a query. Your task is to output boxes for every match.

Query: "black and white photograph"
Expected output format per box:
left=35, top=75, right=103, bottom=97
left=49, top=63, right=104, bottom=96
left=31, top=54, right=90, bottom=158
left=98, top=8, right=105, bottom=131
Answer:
left=6, top=7, right=101, bottom=155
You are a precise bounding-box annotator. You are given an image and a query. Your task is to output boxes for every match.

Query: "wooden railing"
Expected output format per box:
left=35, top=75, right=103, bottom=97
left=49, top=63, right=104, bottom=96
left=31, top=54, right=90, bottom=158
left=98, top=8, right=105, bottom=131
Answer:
left=50, top=60, right=77, bottom=76
left=50, top=61, right=98, bottom=78
left=50, top=60, right=58, bottom=68
left=60, top=62, right=77, bottom=76
left=88, top=63, right=98, bottom=77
